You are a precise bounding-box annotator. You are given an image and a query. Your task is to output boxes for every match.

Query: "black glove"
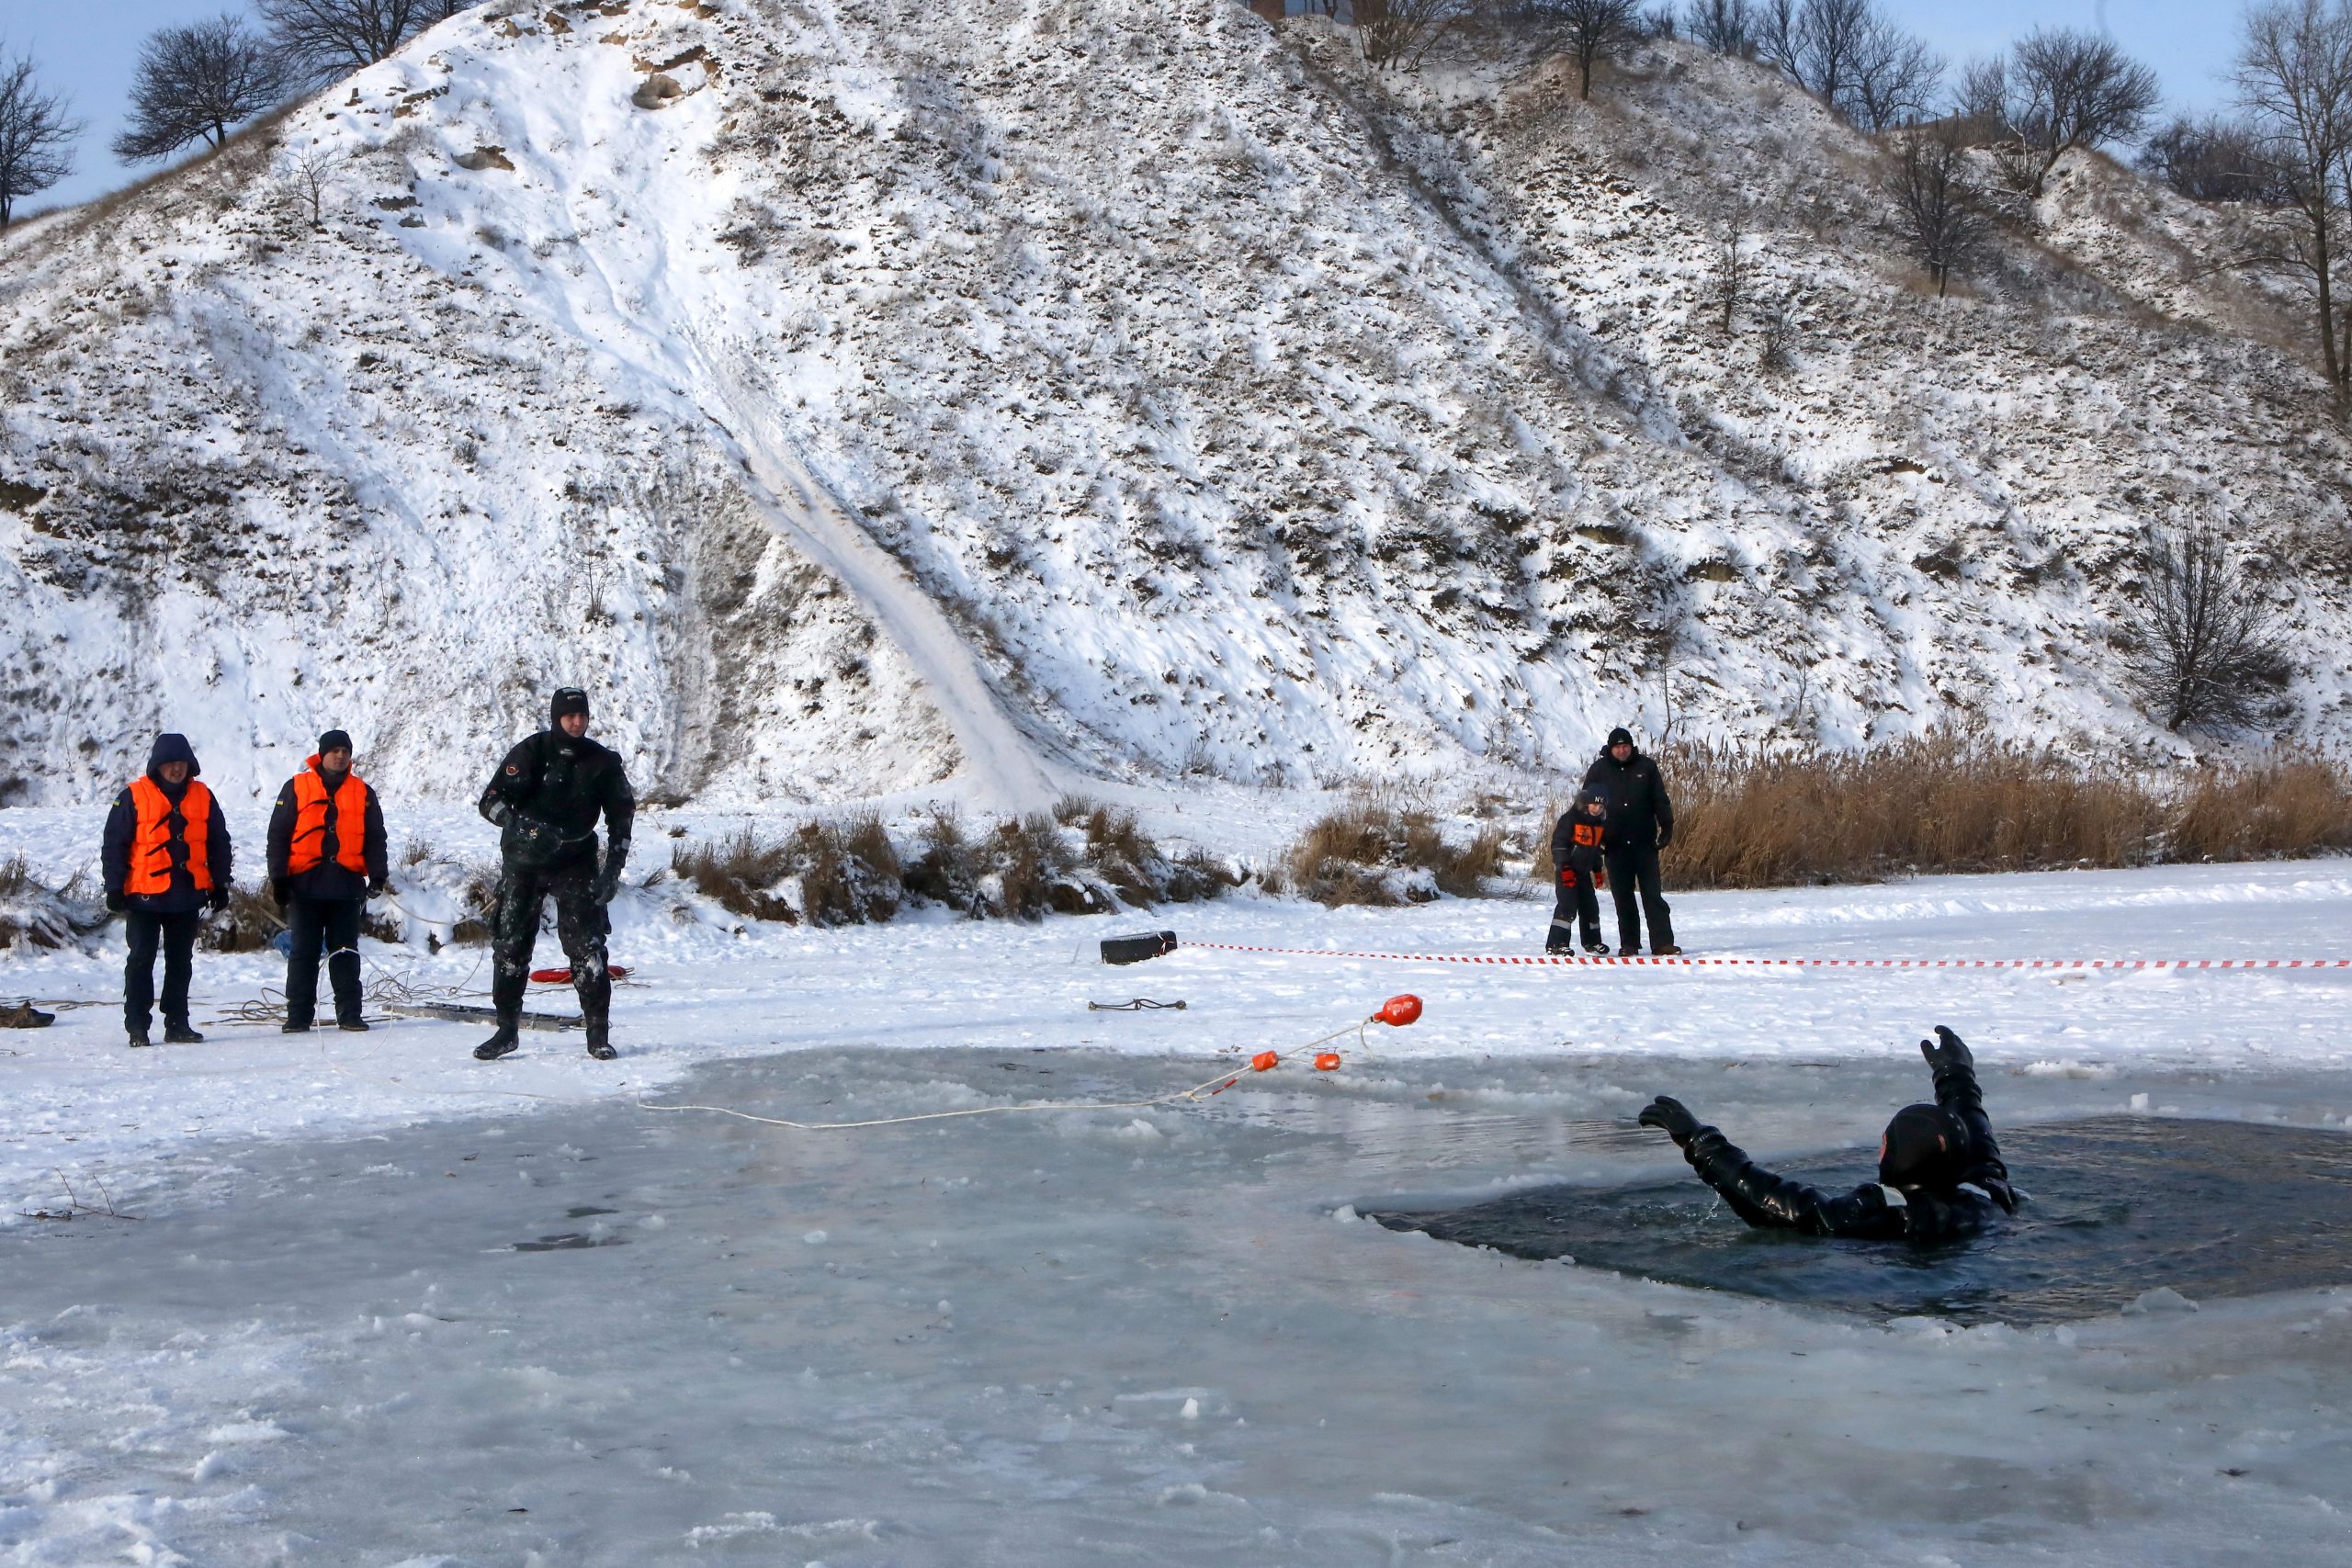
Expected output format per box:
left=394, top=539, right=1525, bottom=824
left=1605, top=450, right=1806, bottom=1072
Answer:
left=1975, top=1176, right=2019, bottom=1214
left=106, top=889, right=125, bottom=914
left=1637, top=1095, right=1701, bottom=1147
left=1656, top=825, right=1673, bottom=850
left=368, top=875, right=388, bottom=898
left=207, top=886, right=231, bottom=915
left=1919, top=1025, right=1973, bottom=1076
left=591, top=840, right=628, bottom=906
left=270, top=877, right=290, bottom=908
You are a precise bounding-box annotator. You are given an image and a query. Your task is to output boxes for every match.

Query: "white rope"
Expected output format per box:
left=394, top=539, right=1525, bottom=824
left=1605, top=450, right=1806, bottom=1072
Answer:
left=635, top=1061, right=1259, bottom=1133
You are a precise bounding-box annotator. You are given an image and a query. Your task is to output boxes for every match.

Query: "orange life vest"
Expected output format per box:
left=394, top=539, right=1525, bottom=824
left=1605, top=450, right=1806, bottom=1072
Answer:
left=1573, top=820, right=1606, bottom=850
left=288, top=760, right=369, bottom=876
left=126, top=777, right=215, bottom=897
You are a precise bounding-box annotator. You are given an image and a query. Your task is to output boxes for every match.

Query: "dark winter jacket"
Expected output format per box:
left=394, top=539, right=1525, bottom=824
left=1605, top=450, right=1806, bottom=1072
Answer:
left=1549, top=806, right=1610, bottom=882
left=1581, top=748, right=1674, bottom=852
left=101, top=734, right=232, bottom=915
left=1678, top=1055, right=2010, bottom=1245
left=478, top=729, right=637, bottom=874
left=266, top=760, right=389, bottom=903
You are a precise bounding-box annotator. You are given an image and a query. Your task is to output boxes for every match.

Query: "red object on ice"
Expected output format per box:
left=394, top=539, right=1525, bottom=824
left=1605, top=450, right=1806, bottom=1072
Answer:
left=529, top=965, right=629, bottom=983
left=1251, top=1051, right=1280, bottom=1072
left=1374, top=994, right=1422, bottom=1028
left=1313, top=1053, right=1343, bottom=1072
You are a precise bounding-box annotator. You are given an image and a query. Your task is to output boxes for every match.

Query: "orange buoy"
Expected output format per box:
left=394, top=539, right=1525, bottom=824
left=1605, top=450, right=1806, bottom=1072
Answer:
left=1313, top=1052, right=1342, bottom=1072
left=1251, top=1051, right=1280, bottom=1072
left=1374, top=994, right=1422, bottom=1027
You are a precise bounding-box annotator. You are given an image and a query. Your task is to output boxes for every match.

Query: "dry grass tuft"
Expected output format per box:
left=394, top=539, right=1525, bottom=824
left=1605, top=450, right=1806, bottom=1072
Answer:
left=1275, top=792, right=1506, bottom=908
left=0, top=856, right=106, bottom=950
left=198, top=882, right=285, bottom=953
left=672, top=818, right=903, bottom=926
left=1657, top=735, right=2352, bottom=888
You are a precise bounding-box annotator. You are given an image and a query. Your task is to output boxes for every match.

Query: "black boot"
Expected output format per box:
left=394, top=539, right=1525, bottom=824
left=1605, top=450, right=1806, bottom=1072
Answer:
left=473, top=1023, right=520, bottom=1061
left=337, top=1017, right=370, bottom=1032
left=127, top=1030, right=152, bottom=1048
left=163, top=1021, right=204, bottom=1043
left=582, top=992, right=615, bottom=1060
left=281, top=1021, right=311, bottom=1033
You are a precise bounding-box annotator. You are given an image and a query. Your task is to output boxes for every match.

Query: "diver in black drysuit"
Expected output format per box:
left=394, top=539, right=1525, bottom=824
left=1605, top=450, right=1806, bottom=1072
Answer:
left=1635, top=1027, right=2019, bottom=1243
left=472, top=688, right=636, bottom=1063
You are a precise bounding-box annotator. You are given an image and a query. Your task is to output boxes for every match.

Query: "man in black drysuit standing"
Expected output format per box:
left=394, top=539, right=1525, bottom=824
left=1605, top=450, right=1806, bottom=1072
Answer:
left=1581, top=727, right=1679, bottom=956
left=1634, top=1026, right=2020, bottom=1242
left=472, top=688, right=635, bottom=1062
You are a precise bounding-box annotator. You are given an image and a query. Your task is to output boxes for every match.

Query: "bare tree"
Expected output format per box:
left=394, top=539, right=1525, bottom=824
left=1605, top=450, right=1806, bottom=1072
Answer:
left=1684, top=0, right=1753, bottom=57
left=1845, top=12, right=1940, bottom=130
left=112, top=14, right=288, bottom=163
left=2136, top=113, right=2275, bottom=203
left=1973, top=27, right=2160, bottom=198
left=1884, top=118, right=1988, bottom=295
left=260, top=0, right=477, bottom=87
left=0, top=51, right=82, bottom=231
left=1751, top=0, right=1934, bottom=129
left=1545, top=0, right=1642, bottom=99
left=2234, top=0, right=2352, bottom=403
left=2128, top=525, right=2295, bottom=733
left=1705, top=212, right=1751, bottom=335
left=276, top=141, right=349, bottom=228
left=1357, top=0, right=1467, bottom=70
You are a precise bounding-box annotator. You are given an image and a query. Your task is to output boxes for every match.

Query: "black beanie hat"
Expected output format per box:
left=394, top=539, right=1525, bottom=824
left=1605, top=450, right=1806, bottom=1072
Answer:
left=550, top=687, right=590, bottom=724
left=318, top=729, right=353, bottom=756
left=1607, top=727, right=1634, bottom=749
left=1879, top=1102, right=1968, bottom=1190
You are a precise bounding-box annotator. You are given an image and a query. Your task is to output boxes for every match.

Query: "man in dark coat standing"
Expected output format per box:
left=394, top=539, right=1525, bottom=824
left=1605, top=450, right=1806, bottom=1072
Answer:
left=472, top=688, right=636, bottom=1062
left=266, top=729, right=389, bottom=1033
left=102, top=733, right=232, bottom=1047
left=1580, top=727, right=1679, bottom=956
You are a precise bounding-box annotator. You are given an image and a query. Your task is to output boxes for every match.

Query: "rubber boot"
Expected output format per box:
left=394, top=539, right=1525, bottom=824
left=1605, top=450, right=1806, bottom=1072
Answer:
left=163, top=1021, right=204, bottom=1043
left=473, top=1023, right=520, bottom=1061
left=580, top=973, right=616, bottom=1060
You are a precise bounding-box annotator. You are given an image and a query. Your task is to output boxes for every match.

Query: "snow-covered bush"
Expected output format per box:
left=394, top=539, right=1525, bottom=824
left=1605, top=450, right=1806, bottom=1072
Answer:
left=1271, top=793, right=1506, bottom=907
left=0, top=857, right=104, bottom=951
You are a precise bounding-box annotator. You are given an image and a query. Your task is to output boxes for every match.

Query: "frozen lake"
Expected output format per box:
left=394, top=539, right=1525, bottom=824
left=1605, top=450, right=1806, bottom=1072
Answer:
left=6, top=1045, right=2350, bottom=1566
left=8, top=853, right=2352, bottom=1562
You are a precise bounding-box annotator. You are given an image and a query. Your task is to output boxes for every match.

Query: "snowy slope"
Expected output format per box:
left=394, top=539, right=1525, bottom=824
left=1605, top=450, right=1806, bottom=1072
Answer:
left=6, top=4, right=2352, bottom=810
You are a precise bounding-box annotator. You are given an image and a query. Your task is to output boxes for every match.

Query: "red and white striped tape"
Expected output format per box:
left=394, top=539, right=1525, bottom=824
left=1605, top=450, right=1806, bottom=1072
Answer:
left=1186, top=942, right=2352, bottom=972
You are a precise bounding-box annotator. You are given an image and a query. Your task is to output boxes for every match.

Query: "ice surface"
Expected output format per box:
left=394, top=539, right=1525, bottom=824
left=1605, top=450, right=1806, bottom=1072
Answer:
left=6, top=856, right=2352, bottom=1561
left=5, top=1049, right=2351, bottom=1566
left=1368, top=1116, right=2352, bottom=1324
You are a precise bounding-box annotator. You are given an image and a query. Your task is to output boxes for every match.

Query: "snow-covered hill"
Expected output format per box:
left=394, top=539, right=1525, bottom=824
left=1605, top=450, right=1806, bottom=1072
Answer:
left=5, top=1, right=2349, bottom=810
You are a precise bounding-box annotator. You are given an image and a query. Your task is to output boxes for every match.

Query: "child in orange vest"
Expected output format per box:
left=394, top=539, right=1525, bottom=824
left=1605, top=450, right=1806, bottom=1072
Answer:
left=1545, top=789, right=1610, bottom=955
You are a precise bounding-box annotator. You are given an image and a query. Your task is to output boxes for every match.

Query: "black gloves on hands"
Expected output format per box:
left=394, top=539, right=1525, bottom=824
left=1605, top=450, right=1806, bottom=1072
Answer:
left=1656, top=826, right=1673, bottom=850
left=591, top=840, right=628, bottom=906
left=270, top=878, right=290, bottom=908
left=368, top=875, right=388, bottom=898
left=207, top=886, right=231, bottom=915
left=1637, top=1095, right=1701, bottom=1148
left=106, top=889, right=126, bottom=914
left=1919, top=1024, right=1972, bottom=1075
left=1976, top=1176, right=2020, bottom=1214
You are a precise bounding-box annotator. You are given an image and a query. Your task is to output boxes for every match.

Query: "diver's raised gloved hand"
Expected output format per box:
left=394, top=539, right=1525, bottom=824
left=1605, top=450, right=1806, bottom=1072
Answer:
left=1919, top=1025, right=1973, bottom=1075
left=1637, top=1095, right=1701, bottom=1147
left=1975, top=1176, right=2020, bottom=1214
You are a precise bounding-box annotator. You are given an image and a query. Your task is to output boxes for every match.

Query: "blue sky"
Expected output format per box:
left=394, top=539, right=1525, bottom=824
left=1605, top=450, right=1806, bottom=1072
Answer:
left=0, top=0, right=2245, bottom=217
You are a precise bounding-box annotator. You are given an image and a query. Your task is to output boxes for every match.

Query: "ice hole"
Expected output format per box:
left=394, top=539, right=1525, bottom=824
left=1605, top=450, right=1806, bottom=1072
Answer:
left=1364, top=1116, right=2352, bottom=1325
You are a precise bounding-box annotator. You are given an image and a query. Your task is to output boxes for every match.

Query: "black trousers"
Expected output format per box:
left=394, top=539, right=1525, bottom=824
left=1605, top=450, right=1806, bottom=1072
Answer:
left=286, top=897, right=364, bottom=1027
left=489, top=860, right=610, bottom=1025
left=1548, top=873, right=1602, bottom=951
left=124, top=908, right=201, bottom=1033
left=1603, top=845, right=1675, bottom=954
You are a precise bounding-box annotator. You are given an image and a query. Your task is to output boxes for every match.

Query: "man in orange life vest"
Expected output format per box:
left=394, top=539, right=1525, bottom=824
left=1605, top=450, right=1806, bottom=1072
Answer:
left=101, top=733, right=232, bottom=1048
left=266, top=729, right=389, bottom=1032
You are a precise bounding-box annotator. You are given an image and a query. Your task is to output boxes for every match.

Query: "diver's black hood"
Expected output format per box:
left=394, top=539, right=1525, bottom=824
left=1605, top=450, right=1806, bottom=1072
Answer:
left=1880, top=1102, right=1968, bottom=1190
